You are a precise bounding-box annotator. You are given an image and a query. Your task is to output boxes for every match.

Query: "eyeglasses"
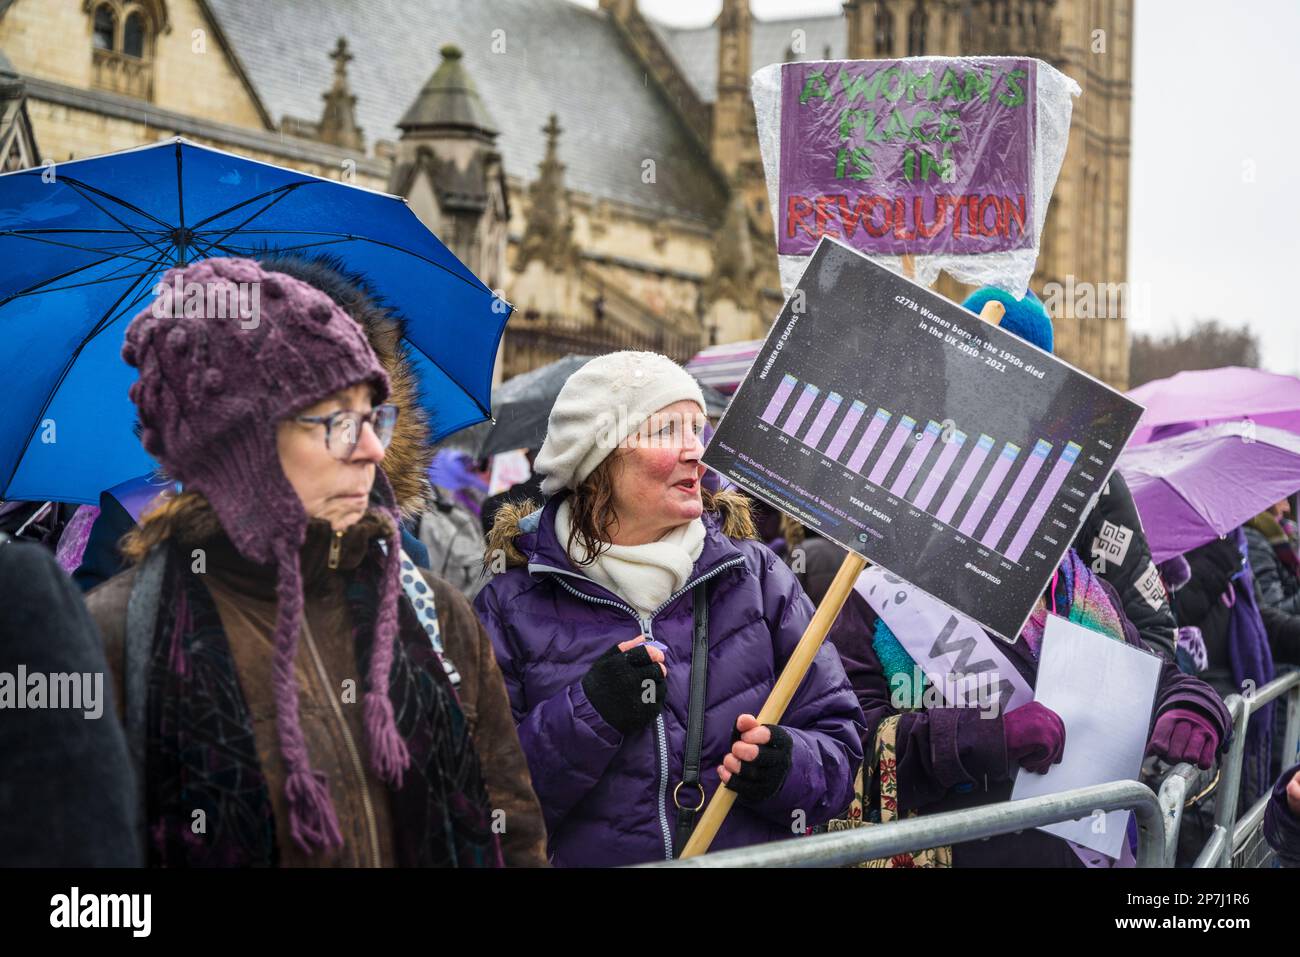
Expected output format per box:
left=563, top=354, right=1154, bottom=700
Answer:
left=294, top=403, right=399, bottom=460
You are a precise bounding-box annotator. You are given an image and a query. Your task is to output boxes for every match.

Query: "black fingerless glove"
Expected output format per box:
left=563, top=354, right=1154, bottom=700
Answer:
left=580, top=643, right=666, bottom=735
left=724, top=724, right=794, bottom=803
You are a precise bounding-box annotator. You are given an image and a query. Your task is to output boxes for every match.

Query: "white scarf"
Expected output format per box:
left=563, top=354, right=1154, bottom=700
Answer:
left=554, top=498, right=706, bottom=618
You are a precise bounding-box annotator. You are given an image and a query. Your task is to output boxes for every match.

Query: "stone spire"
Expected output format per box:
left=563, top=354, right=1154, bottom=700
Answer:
left=515, top=114, right=576, bottom=273
left=712, top=1, right=762, bottom=187
left=318, top=37, right=364, bottom=151
left=398, top=44, right=498, bottom=140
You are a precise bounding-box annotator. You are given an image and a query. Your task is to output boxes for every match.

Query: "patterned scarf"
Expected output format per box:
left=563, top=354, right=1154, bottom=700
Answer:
left=143, top=539, right=502, bottom=867
left=874, top=548, right=1126, bottom=694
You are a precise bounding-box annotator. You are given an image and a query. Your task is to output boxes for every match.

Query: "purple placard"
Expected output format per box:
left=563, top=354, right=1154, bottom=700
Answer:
left=778, top=58, right=1036, bottom=257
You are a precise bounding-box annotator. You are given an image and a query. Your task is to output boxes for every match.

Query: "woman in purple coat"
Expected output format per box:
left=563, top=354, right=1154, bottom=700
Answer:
left=474, top=352, right=864, bottom=866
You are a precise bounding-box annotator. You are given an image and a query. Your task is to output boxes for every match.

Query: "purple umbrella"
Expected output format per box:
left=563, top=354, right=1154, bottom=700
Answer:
left=1119, top=422, right=1300, bottom=563
left=1127, top=366, right=1300, bottom=444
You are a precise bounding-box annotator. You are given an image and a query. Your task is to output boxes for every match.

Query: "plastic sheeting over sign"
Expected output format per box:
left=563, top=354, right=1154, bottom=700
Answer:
left=752, top=57, right=1080, bottom=295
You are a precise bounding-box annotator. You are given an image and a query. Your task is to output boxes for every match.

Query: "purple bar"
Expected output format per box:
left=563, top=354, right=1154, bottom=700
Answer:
left=761, top=373, right=798, bottom=426
left=936, top=433, right=995, bottom=524
left=1006, top=441, right=1083, bottom=562
left=826, top=399, right=867, bottom=460
left=804, top=392, right=842, bottom=449
left=847, top=408, right=892, bottom=473
left=781, top=383, right=819, bottom=436
left=890, top=419, right=942, bottom=497
left=958, top=441, right=1020, bottom=536
left=912, top=429, right=966, bottom=511
left=982, top=439, right=1053, bottom=551
left=868, top=415, right=916, bottom=486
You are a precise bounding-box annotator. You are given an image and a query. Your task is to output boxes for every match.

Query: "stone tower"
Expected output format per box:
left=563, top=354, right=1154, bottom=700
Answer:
left=391, top=44, right=510, bottom=296
left=842, top=0, right=1132, bottom=388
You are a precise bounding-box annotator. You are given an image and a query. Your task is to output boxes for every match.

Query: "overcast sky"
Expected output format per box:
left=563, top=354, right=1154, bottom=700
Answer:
left=573, top=0, right=1300, bottom=374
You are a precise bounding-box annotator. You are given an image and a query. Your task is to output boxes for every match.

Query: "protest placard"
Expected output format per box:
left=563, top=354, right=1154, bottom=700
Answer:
left=779, top=58, right=1035, bottom=257
left=751, top=56, right=1080, bottom=293
left=703, top=236, right=1144, bottom=641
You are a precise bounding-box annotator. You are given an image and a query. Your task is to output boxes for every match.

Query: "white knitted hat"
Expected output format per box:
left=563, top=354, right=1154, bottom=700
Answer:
left=534, top=351, right=707, bottom=496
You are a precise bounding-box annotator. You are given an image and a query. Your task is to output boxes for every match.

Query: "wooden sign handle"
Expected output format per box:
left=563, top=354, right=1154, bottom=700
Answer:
left=679, top=294, right=1007, bottom=859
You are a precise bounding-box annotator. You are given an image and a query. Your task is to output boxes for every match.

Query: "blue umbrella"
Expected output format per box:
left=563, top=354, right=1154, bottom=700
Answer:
left=0, top=136, right=510, bottom=504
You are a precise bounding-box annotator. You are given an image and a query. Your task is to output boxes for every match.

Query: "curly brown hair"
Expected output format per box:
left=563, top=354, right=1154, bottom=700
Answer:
left=565, top=450, right=717, bottom=564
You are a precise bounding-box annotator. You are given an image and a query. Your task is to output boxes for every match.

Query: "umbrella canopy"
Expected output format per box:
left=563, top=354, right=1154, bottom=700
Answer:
left=1127, top=366, right=1300, bottom=444
left=476, top=354, right=593, bottom=458
left=1118, top=421, right=1300, bottom=563
left=473, top=354, right=729, bottom=458
left=0, top=137, right=511, bottom=504
left=685, top=339, right=761, bottom=394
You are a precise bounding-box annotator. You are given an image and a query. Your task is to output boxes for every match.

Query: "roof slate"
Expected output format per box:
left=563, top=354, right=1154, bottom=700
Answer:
left=203, top=0, right=726, bottom=222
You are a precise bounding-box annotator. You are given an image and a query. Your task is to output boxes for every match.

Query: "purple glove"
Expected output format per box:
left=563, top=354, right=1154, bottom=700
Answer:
left=1004, top=702, right=1066, bottom=774
left=1147, top=707, right=1219, bottom=770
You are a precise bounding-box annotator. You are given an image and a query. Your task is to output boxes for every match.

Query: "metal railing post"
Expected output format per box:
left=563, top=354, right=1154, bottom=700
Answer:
left=1211, top=694, right=1249, bottom=867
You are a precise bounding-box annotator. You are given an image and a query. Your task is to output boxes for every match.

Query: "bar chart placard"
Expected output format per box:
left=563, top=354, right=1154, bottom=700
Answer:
left=704, top=237, right=1144, bottom=640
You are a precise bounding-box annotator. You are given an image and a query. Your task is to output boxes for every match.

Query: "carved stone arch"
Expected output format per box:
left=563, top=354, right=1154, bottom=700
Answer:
left=85, top=0, right=167, bottom=100
left=82, top=0, right=171, bottom=44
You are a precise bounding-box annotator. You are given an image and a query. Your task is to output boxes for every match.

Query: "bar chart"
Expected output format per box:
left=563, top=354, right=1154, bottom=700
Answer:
left=703, top=238, right=1144, bottom=642
left=753, top=372, right=1085, bottom=566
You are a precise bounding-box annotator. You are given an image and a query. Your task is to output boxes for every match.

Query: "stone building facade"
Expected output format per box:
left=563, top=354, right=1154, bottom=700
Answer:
left=0, top=0, right=1131, bottom=387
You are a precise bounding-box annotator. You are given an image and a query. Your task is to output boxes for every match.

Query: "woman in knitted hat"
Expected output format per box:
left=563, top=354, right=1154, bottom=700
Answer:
left=474, top=350, right=864, bottom=866
left=85, top=256, right=545, bottom=867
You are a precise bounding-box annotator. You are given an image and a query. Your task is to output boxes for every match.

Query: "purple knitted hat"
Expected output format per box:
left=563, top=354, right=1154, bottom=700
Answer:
left=123, top=256, right=411, bottom=855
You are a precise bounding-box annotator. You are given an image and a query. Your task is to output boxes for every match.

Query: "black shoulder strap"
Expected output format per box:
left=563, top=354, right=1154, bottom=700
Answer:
left=673, top=582, right=710, bottom=856
left=124, top=544, right=167, bottom=846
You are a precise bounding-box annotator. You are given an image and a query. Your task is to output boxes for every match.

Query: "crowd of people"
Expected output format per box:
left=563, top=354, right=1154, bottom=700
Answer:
left=2, top=253, right=1298, bottom=868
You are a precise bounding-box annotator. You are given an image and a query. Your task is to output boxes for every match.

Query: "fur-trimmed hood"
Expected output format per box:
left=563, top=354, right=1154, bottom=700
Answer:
left=120, top=489, right=396, bottom=566
left=484, top=488, right=757, bottom=570
left=258, top=253, right=433, bottom=519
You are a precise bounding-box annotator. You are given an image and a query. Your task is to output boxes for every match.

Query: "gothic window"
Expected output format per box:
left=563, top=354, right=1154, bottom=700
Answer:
left=874, top=3, right=894, bottom=56
left=907, top=2, right=927, bottom=55
left=93, top=5, right=115, bottom=50
left=87, top=1, right=166, bottom=100
left=123, top=11, right=145, bottom=57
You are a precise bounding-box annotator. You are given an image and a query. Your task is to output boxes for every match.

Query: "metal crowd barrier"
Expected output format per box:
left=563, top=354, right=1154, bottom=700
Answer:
left=648, top=672, right=1300, bottom=869
left=1191, top=671, right=1300, bottom=868
left=645, top=780, right=1166, bottom=868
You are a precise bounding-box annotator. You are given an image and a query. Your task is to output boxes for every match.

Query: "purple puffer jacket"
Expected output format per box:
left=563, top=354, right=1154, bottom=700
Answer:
left=474, top=492, right=865, bottom=866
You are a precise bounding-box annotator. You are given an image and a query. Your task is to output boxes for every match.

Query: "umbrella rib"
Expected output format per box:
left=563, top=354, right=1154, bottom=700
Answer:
left=203, top=236, right=353, bottom=258
left=55, top=174, right=173, bottom=230
left=2, top=261, right=164, bottom=497
left=188, top=181, right=306, bottom=232
left=2, top=227, right=171, bottom=236
left=0, top=232, right=165, bottom=266
left=0, top=252, right=128, bottom=308
left=6, top=267, right=164, bottom=301
left=195, top=188, right=301, bottom=251
left=57, top=179, right=174, bottom=262
left=175, top=141, right=185, bottom=250
left=80, top=255, right=173, bottom=343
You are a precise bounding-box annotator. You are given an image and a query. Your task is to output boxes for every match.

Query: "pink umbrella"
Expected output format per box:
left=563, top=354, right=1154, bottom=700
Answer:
left=1118, top=422, right=1300, bottom=563
left=1127, top=366, right=1300, bottom=444
left=685, top=339, right=761, bottom=395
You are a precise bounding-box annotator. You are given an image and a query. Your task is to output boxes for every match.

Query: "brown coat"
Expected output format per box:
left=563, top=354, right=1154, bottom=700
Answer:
left=86, top=495, right=547, bottom=867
